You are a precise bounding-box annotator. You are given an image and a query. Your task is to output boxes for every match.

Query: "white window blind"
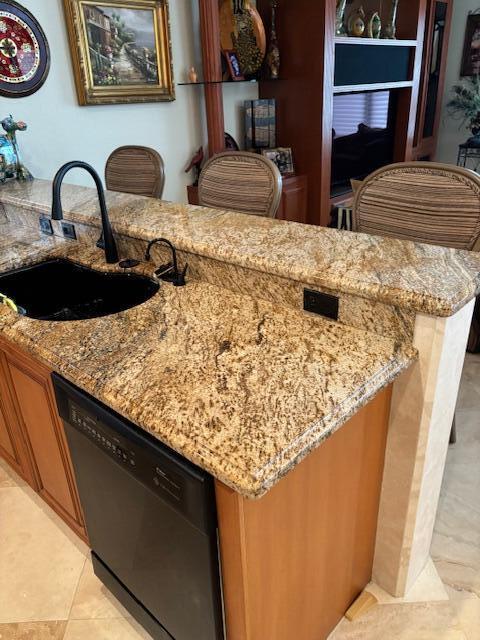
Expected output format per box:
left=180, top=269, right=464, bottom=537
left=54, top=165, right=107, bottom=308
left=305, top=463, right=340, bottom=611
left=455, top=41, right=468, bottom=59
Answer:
left=333, top=91, right=390, bottom=137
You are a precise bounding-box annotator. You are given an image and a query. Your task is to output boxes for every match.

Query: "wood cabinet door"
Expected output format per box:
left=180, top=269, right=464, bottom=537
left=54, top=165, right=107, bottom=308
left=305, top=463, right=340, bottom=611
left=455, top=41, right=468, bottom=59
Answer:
left=276, top=175, right=308, bottom=224
left=1, top=340, right=87, bottom=541
left=0, top=351, right=35, bottom=485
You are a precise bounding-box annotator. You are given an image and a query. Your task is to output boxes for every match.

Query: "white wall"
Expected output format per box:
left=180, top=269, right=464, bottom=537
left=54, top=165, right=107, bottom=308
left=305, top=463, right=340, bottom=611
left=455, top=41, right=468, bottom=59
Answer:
left=0, top=0, right=258, bottom=202
left=436, top=1, right=479, bottom=164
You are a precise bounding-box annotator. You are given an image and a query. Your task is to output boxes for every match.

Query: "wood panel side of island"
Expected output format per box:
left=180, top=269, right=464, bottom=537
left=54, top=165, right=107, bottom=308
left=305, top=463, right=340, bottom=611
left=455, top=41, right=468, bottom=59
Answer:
left=216, top=385, right=392, bottom=640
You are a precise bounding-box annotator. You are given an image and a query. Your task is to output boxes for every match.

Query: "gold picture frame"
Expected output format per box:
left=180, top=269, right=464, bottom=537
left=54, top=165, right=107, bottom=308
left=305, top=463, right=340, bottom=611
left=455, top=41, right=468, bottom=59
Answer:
left=63, top=0, right=175, bottom=105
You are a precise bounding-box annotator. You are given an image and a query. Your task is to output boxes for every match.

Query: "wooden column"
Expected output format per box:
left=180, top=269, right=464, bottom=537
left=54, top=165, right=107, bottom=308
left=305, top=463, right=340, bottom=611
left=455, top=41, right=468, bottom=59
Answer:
left=394, top=0, right=428, bottom=162
left=198, top=0, right=225, bottom=155
left=258, top=0, right=335, bottom=227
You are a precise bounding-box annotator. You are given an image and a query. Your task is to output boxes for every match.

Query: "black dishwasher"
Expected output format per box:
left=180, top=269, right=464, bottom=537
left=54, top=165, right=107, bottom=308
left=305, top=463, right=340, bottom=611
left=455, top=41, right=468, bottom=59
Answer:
left=53, top=374, right=224, bottom=640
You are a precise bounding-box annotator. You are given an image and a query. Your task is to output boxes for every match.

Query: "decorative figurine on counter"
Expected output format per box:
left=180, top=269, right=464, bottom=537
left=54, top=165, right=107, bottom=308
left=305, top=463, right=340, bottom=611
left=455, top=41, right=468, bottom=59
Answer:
left=0, top=115, right=33, bottom=183
left=266, top=0, right=280, bottom=80
left=188, top=66, right=198, bottom=83
left=335, top=0, right=348, bottom=36
left=185, top=146, right=204, bottom=186
left=367, top=11, right=382, bottom=38
left=384, top=0, right=399, bottom=39
left=348, top=6, right=366, bottom=37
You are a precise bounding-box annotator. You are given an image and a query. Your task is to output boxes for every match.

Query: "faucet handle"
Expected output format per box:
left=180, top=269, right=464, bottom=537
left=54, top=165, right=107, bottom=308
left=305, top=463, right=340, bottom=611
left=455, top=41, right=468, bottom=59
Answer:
left=145, top=238, right=187, bottom=287
left=154, top=263, right=175, bottom=278
left=174, top=263, right=188, bottom=287
left=153, top=262, right=188, bottom=287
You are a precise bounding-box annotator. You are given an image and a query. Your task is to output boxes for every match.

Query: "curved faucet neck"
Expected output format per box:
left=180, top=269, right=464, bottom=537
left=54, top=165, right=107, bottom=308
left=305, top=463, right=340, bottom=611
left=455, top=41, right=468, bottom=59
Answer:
left=51, top=161, right=118, bottom=264
left=52, top=161, right=104, bottom=220
left=145, top=238, right=178, bottom=273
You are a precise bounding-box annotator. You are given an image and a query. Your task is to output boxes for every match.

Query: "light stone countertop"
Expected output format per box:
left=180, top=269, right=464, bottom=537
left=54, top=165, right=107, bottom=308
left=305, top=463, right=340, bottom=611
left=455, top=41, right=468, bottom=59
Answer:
left=0, top=225, right=416, bottom=498
left=2, top=179, right=480, bottom=317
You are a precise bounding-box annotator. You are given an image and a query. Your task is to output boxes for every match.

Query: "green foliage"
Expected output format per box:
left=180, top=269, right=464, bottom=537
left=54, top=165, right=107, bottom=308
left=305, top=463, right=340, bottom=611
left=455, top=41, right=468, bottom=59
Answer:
left=110, top=13, right=133, bottom=46
left=447, top=76, right=480, bottom=133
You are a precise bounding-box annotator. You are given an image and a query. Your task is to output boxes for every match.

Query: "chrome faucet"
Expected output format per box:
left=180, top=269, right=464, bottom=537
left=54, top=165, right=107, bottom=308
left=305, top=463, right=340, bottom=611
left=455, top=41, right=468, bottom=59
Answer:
left=51, top=161, right=119, bottom=264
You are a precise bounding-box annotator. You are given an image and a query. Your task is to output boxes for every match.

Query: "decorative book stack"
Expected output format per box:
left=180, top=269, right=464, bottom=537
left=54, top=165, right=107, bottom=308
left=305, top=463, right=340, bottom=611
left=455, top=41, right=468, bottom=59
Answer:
left=245, top=99, right=276, bottom=150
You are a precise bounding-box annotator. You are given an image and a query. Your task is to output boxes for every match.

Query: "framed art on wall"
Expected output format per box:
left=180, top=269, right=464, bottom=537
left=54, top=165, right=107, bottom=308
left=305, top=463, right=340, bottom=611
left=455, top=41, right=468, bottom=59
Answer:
left=461, top=12, right=480, bottom=77
left=0, top=0, right=50, bottom=98
left=63, top=0, right=174, bottom=105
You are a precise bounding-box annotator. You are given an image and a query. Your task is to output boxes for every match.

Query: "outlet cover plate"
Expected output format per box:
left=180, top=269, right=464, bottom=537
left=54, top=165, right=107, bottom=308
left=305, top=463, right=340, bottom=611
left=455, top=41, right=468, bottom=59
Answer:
left=303, top=288, right=339, bottom=321
left=61, top=221, right=77, bottom=240
left=39, top=215, right=53, bottom=235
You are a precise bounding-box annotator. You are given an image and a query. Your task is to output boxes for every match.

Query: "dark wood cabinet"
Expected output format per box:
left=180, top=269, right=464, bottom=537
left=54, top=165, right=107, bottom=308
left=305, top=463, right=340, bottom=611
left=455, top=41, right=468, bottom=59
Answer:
left=191, top=1, right=432, bottom=227
left=276, top=175, right=308, bottom=224
left=256, top=0, right=428, bottom=226
left=0, top=339, right=87, bottom=541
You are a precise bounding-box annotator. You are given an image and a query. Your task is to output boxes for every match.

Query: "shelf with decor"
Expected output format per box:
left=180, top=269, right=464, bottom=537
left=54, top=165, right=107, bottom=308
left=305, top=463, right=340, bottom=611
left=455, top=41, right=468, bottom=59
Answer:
left=184, top=0, right=308, bottom=225
left=177, top=78, right=259, bottom=86
left=190, top=0, right=448, bottom=228
left=255, top=0, right=434, bottom=226
left=179, top=0, right=308, bottom=222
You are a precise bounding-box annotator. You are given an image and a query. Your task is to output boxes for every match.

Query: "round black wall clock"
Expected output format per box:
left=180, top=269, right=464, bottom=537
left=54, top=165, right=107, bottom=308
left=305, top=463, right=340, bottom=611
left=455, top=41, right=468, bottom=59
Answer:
left=0, top=0, right=49, bottom=97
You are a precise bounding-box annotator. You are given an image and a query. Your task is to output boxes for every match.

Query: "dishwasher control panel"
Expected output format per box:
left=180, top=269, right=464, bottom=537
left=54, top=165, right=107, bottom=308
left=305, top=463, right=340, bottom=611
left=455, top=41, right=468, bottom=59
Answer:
left=68, top=399, right=185, bottom=506
left=70, top=401, right=137, bottom=468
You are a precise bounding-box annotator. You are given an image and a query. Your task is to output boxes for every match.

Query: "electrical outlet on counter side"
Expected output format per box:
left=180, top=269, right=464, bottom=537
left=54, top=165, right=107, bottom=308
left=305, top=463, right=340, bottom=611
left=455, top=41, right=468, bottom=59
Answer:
left=304, top=289, right=339, bottom=321
left=61, top=222, right=77, bottom=240
left=39, top=215, right=53, bottom=235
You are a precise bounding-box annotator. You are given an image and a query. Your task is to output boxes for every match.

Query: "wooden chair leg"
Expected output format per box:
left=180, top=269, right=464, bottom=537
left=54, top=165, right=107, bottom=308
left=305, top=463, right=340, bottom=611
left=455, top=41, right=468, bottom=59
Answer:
left=449, top=414, right=457, bottom=445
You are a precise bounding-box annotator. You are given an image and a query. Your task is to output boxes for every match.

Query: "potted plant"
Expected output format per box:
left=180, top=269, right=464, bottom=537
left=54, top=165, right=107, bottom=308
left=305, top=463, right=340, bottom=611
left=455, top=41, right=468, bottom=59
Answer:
left=447, top=75, right=480, bottom=146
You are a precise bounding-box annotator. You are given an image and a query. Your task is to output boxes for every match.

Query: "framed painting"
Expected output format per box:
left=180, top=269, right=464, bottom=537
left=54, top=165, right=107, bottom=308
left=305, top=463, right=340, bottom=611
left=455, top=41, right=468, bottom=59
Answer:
left=461, top=13, right=480, bottom=77
left=261, top=147, right=295, bottom=176
left=63, top=0, right=174, bottom=105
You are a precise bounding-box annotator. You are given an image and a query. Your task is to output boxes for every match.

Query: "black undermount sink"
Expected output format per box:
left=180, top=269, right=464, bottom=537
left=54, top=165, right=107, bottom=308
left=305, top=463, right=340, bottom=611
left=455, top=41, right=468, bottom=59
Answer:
left=0, top=259, right=159, bottom=321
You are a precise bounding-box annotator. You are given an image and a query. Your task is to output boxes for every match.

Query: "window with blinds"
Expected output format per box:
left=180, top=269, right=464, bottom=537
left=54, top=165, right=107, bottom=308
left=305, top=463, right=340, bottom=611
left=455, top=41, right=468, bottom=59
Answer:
left=332, top=90, right=391, bottom=138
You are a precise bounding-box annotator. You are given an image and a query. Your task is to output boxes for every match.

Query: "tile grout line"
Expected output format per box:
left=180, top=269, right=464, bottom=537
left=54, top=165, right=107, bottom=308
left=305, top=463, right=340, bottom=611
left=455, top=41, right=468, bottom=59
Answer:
left=65, top=555, right=88, bottom=629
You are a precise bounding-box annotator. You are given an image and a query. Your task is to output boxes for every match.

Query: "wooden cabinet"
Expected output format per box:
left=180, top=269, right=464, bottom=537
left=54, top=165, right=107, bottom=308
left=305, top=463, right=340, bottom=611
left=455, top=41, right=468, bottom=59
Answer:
left=0, top=339, right=87, bottom=541
left=276, top=175, right=308, bottom=224
left=0, top=350, right=35, bottom=484
left=216, top=385, right=392, bottom=640
left=256, top=0, right=428, bottom=226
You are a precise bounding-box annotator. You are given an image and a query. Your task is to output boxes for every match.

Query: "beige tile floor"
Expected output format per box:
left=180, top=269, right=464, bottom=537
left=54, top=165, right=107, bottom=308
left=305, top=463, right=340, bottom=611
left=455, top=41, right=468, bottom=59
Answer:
left=0, top=355, right=479, bottom=639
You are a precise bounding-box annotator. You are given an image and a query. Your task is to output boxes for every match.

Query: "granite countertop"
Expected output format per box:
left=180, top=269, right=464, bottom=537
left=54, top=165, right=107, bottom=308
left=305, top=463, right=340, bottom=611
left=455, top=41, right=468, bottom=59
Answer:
left=2, top=179, right=480, bottom=317
left=0, top=220, right=66, bottom=267
left=0, top=228, right=416, bottom=498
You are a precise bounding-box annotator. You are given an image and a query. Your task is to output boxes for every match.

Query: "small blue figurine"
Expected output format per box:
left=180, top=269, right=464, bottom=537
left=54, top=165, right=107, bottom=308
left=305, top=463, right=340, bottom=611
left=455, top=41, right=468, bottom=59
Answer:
left=0, top=115, right=33, bottom=183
